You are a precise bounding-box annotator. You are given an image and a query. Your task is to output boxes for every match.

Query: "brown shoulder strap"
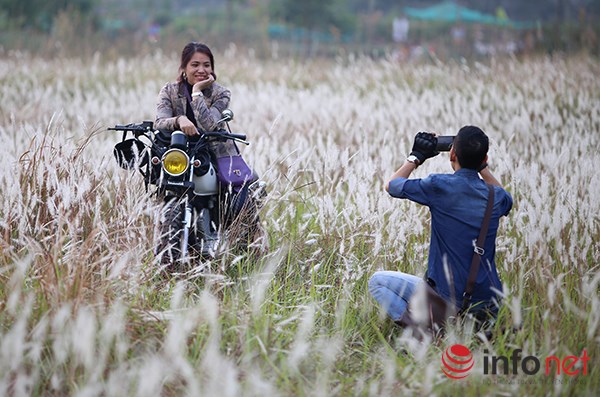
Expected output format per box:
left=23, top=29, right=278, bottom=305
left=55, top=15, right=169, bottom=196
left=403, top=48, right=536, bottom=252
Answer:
left=461, top=184, right=495, bottom=312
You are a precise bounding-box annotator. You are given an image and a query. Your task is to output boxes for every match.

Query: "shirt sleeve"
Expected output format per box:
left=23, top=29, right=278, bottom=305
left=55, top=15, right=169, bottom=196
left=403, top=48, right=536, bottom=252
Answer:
left=388, top=176, right=435, bottom=206
left=154, top=83, right=179, bottom=131
left=496, top=187, right=513, bottom=216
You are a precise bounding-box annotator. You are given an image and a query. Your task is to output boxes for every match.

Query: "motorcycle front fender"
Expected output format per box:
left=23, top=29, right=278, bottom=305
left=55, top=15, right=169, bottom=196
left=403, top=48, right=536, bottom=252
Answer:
left=193, top=164, right=219, bottom=196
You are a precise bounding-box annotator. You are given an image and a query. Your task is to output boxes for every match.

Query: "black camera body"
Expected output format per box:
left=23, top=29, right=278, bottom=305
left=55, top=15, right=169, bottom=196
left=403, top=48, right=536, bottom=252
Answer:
left=436, top=136, right=455, bottom=152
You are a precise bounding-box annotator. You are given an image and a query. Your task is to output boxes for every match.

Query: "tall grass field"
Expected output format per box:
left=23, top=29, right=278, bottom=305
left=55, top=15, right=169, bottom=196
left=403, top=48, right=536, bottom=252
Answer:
left=0, top=49, right=599, bottom=396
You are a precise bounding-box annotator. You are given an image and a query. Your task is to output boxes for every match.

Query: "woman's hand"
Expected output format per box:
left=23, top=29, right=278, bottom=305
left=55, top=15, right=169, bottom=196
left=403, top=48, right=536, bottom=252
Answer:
left=177, top=116, right=199, bottom=136
left=192, top=74, right=215, bottom=93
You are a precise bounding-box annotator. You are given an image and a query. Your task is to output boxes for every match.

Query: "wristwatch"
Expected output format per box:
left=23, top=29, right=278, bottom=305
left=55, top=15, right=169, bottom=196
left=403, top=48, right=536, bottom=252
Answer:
left=406, top=155, right=420, bottom=167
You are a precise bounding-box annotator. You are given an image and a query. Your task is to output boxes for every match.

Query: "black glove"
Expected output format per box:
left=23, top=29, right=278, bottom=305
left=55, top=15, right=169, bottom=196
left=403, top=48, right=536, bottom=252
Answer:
left=410, top=132, right=439, bottom=165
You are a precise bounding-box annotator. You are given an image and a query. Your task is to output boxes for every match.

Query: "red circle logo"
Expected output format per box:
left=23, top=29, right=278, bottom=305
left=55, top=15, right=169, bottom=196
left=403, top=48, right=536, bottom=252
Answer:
left=441, top=344, right=474, bottom=379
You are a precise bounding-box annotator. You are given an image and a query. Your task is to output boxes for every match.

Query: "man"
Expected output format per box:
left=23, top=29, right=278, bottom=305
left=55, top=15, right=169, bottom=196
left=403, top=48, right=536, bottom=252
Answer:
left=369, top=126, right=513, bottom=325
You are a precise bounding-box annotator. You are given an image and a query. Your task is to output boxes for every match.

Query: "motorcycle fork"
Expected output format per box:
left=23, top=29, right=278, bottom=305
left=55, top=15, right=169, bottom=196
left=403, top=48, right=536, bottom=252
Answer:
left=180, top=196, right=193, bottom=260
left=194, top=197, right=219, bottom=257
left=179, top=154, right=196, bottom=261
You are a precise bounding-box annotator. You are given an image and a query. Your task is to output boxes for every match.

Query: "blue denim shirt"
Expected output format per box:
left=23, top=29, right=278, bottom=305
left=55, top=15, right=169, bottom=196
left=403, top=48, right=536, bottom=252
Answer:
left=388, top=168, right=513, bottom=308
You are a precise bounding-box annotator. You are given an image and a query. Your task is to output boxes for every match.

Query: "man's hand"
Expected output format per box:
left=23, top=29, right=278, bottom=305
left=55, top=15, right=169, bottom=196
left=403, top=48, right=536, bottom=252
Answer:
left=410, top=132, right=439, bottom=165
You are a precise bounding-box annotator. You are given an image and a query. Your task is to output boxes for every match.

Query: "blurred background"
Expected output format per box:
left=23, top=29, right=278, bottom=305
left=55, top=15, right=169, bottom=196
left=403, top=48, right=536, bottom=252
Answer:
left=1, top=0, right=599, bottom=59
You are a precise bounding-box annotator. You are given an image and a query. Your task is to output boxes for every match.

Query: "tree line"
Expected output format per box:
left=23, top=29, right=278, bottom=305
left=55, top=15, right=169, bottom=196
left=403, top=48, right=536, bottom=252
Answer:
left=2, top=0, right=598, bottom=34
left=1, top=0, right=598, bottom=57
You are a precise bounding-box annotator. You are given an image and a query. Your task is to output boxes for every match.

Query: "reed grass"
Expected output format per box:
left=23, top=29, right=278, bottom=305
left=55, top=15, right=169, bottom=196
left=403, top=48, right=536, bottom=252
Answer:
left=0, top=50, right=598, bottom=396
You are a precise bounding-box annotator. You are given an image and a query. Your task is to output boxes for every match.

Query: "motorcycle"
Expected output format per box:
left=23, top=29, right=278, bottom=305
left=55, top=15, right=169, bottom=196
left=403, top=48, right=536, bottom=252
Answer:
left=109, top=110, right=266, bottom=269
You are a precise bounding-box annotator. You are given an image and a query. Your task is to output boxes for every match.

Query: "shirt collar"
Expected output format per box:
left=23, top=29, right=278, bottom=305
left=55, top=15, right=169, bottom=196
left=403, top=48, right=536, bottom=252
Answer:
left=454, top=168, right=479, bottom=178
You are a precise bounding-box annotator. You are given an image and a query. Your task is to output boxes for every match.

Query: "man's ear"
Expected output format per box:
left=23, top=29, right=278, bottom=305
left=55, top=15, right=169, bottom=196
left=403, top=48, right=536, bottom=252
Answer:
left=450, top=147, right=457, bottom=162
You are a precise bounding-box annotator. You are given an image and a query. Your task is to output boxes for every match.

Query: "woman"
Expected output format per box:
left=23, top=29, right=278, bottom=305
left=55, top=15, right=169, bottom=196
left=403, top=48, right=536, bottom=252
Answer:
left=154, top=42, right=265, bottom=247
left=155, top=42, right=234, bottom=157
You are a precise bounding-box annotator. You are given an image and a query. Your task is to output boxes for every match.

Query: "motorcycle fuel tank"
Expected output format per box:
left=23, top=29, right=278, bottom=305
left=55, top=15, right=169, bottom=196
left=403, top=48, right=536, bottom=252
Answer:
left=193, top=164, right=219, bottom=196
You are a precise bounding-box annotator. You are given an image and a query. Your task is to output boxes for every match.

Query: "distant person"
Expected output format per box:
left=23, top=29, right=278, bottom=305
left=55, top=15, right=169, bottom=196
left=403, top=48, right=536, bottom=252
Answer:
left=147, top=23, right=161, bottom=43
left=393, top=16, right=409, bottom=43
left=369, top=127, right=513, bottom=328
left=155, top=41, right=235, bottom=157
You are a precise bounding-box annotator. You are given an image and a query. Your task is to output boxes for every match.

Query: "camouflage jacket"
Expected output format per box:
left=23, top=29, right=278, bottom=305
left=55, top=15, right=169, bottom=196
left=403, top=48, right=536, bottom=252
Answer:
left=154, top=81, right=236, bottom=156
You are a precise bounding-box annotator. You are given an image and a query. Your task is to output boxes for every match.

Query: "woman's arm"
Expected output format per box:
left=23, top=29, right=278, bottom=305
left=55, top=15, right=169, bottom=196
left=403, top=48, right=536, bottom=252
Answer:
left=155, top=83, right=180, bottom=131
left=190, top=84, right=231, bottom=132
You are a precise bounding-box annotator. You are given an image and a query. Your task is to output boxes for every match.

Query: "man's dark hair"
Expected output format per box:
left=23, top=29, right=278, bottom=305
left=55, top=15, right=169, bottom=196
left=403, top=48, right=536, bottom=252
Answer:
left=454, top=126, right=489, bottom=169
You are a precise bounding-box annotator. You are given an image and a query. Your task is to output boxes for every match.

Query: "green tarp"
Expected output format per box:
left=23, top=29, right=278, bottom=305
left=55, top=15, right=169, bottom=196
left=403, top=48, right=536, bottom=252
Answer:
left=404, top=1, right=533, bottom=28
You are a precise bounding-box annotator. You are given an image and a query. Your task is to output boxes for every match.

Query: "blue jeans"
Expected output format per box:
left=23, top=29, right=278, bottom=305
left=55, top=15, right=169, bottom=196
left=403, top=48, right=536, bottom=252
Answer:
left=368, top=271, right=423, bottom=321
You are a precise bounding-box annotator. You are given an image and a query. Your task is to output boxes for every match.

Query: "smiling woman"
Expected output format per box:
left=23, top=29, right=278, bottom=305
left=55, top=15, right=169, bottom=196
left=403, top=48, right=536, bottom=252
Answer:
left=154, top=42, right=239, bottom=161
left=154, top=42, right=231, bottom=140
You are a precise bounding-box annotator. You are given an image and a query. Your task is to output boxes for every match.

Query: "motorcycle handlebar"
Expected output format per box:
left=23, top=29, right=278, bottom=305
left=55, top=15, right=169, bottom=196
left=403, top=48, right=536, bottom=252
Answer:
left=108, top=126, right=141, bottom=132
left=109, top=123, right=249, bottom=144
left=108, top=121, right=153, bottom=135
left=203, top=131, right=247, bottom=141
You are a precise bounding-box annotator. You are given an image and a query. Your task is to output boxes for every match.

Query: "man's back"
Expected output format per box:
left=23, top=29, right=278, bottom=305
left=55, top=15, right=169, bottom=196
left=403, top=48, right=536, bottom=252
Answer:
left=388, top=168, right=513, bottom=307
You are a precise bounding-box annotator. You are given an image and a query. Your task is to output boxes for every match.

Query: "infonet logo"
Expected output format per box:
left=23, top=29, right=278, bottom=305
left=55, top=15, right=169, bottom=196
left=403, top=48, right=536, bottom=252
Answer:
left=441, top=344, right=590, bottom=379
left=441, top=344, right=474, bottom=379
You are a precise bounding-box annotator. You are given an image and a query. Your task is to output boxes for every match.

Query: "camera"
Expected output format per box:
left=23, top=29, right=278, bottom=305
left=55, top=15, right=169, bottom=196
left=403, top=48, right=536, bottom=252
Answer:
left=436, top=136, right=455, bottom=152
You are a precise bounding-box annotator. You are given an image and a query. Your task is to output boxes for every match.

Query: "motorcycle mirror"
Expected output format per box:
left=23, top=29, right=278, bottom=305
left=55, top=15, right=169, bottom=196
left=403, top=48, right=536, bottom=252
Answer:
left=219, top=109, right=234, bottom=123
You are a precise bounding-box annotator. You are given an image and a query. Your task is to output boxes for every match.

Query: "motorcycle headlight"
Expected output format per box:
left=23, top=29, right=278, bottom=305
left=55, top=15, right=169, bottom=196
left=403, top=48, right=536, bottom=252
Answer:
left=162, top=149, right=189, bottom=176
